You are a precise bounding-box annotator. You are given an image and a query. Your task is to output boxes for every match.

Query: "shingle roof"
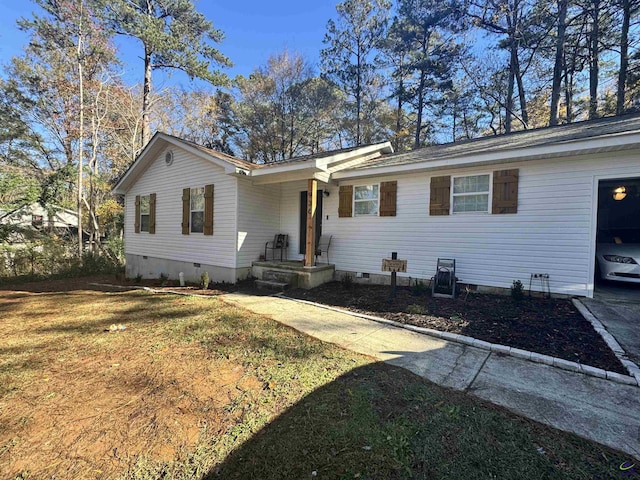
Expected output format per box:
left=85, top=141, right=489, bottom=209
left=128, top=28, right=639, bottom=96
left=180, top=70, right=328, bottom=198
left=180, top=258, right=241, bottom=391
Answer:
left=348, top=113, right=640, bottom=171
left=165, top=134, right=384, bottom=169
left=162, top=134, right=260, bottom=170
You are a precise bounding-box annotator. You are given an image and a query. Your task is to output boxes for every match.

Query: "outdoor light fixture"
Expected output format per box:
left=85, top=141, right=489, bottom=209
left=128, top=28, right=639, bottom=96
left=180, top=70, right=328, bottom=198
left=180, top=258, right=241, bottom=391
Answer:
left=323, top=190, right=330, bottom=198
left=613, top=186, right=627, bottom=201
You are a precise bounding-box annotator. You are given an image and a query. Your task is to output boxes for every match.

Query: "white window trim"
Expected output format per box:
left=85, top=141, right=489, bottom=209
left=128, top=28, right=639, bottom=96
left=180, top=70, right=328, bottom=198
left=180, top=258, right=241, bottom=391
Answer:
left=140, top=194, right=150, bottom=232
left=353, top=183, right=380, bottom=216
left=450, top=173, right=492, bottom=214
left=190, top=187, right=205, bottom=234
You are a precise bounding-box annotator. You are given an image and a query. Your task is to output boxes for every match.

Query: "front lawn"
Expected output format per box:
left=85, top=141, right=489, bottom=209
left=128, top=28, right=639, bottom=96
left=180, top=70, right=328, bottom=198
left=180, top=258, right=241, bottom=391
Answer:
left=0, top=278, right=634, bottom=479
left=286, top=282, right=625, bottom=373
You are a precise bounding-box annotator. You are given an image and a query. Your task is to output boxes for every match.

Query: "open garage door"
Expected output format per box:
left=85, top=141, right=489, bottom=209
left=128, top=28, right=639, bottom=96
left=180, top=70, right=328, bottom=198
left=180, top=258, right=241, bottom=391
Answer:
left=595, top=177, right=640, bottom=298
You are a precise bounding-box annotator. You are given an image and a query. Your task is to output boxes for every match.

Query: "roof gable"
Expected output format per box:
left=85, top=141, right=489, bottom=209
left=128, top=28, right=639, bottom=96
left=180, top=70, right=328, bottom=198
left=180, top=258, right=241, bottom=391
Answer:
left=113, top=132, right=256, bottom=194
left=113, top=134, right=394, bottom=192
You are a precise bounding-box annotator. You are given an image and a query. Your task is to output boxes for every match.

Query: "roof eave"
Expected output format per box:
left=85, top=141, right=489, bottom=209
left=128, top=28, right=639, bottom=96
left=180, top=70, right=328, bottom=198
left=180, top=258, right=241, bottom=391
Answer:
left=249, top=142, right=394, bottom=184
left=333, top=132, right=640, bottom=180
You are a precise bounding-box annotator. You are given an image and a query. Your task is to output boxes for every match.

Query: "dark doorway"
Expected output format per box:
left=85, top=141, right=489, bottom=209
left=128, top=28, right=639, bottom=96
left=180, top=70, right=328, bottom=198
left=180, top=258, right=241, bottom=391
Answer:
left=299, top=190, right=323, bottom=255
left=595, top=177, right=640, bottom=295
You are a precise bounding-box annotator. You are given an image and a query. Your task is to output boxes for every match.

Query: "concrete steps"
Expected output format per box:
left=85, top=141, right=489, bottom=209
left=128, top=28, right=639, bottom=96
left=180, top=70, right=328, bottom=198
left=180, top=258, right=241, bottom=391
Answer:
left=255, top=270, right=297, bottom=292
left=255, top=279, right=290, bottom=292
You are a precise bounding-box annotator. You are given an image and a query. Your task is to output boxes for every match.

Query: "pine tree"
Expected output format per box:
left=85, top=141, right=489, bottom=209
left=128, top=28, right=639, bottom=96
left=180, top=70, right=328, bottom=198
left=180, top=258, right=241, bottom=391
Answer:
left=98, top=0, right=232, bottom=146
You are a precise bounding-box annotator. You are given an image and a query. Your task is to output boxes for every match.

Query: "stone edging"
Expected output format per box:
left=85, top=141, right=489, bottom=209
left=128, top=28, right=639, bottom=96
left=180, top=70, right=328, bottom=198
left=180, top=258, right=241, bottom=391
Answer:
left=572, top=298, right=640, bottom=386
left=275, top=293, right=640, bottom=388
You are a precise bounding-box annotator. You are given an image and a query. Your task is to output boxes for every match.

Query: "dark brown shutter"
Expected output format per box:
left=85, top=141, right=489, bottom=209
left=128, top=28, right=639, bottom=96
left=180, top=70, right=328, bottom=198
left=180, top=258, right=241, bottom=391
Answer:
left=182, top=188, right=190, bottom=235
left=204, top=184, right=214, bottom=236
left=430, top=176, right=451, bottom=216
left=338, top=185, right=353, bottom=218
left=492, top=169, right=519, bottom=214
left=134, top=195, right=141, bottom=233
left=379, top=181, right=397, bottom=217
left=148, top=193, right=156, bottom=234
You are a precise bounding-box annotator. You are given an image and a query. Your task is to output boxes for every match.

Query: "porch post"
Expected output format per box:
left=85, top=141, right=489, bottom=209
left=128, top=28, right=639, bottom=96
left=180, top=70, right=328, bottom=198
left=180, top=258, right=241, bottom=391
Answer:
left=304, top=178, right=317, bottom=267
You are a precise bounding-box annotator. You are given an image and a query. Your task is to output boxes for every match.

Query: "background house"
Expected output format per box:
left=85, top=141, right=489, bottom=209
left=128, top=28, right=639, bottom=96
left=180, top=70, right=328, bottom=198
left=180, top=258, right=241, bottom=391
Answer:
left=0, top=203, right=79, bottom=243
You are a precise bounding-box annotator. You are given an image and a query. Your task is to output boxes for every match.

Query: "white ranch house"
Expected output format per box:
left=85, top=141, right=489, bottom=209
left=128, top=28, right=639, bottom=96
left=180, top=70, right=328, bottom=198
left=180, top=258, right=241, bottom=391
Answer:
left=113, top=114, right=640, bottom=298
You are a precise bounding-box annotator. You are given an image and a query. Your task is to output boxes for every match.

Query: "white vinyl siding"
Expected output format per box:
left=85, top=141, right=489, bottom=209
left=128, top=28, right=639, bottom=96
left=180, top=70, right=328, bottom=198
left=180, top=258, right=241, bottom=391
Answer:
left=452, top=174, right=490, bottom=213
left=124, top=146, right=238, bottom=269
left=323, top=151, right=640, bottom=297
left=236, top=178, right=282, bottom=267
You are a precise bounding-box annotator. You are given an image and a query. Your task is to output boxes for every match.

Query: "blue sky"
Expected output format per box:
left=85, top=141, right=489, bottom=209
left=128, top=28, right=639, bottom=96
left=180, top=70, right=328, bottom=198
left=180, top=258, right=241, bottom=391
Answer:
left=0, top=1, right=339, bottom=88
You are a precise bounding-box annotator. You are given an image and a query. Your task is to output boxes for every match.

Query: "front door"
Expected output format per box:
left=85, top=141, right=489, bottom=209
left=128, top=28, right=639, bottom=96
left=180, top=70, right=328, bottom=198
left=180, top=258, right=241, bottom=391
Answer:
left=299, top=190, right=323, bottom=255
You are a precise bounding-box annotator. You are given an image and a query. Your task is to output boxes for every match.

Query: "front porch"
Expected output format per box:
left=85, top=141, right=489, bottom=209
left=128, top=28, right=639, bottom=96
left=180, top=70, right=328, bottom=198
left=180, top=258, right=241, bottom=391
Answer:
left=251, top=260, right=335, bottom=290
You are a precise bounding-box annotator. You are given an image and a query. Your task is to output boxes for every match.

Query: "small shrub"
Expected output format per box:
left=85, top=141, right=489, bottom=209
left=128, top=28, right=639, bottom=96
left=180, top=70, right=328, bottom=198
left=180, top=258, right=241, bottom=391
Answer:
left=411, top=279, right=429, bottom=296
left=134, top=274, right=142, bottom=283
left=340, top=273, right=354, bottom=290
left=407, top=304, right=427, bottom=315
left=201, top=271, right=210, bottom=289
left=511, top=280, right=525, bottom=301
left=159, top=273, right=169, bottom=287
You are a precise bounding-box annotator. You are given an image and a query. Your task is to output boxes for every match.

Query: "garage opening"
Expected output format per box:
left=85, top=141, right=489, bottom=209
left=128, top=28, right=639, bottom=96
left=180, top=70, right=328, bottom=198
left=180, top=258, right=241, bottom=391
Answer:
left=595, top=177, right=640, bottom=296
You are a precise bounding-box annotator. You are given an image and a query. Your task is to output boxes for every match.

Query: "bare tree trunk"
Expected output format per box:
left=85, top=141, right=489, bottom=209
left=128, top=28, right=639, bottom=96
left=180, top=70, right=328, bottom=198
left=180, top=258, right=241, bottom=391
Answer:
left=77, top=0, right=84, bottom=260
left=506, top=48, right=516, bottom=133
left=142, top=46, right=152, bottom=146
left=452, top=101, right=457, bottom=142
left=617, top=0, right=631, bottom=115
left=395, top=78, right=403, bottom=151
left=514, top=52, right=528, bottom=128
left=355, top=46, right=362, bottom=146
left=414, top=72, right=426, bottom=148
left=550, top=0, right=568, bottom=125
left=463, top=110, right=471, bottom=139
left=588, top=0, right=600, bottom=119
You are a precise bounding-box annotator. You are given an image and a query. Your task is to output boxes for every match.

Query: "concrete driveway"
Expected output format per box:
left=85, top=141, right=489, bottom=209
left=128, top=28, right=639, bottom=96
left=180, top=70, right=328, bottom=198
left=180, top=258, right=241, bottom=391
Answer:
left=582, top=283, right=640, bottom=365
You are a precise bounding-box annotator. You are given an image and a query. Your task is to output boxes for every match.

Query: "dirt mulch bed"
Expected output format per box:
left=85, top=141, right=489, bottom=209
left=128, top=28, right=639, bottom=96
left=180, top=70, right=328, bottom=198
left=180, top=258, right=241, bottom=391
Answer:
left=285, top=282, right=627, bottom=374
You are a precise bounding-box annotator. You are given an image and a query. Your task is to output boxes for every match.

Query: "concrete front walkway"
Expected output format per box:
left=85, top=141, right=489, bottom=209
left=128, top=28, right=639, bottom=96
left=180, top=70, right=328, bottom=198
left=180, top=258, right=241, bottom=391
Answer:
left=223, top=293, right=640, bottom=459
left=584, top=285, right=640, bottom=365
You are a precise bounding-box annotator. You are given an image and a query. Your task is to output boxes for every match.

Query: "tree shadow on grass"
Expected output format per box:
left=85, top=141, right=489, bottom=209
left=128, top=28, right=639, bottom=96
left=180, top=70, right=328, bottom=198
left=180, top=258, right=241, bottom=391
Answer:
left=205, top=362, right=630, bottom=480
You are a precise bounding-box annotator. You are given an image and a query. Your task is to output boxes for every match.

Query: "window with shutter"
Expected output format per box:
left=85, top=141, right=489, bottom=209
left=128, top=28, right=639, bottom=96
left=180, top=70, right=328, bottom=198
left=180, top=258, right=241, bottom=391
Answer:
left=451, top=174, right=491, bottom=213
left=430, top=176, right=451, bottom=216
left=139, top=195, right=150, bottom=232
left=492, top=169, right=519, bottom=214
left=338, top=185, right=353, bottom=217
left=190, top=187, right=205, bottom=233
left=354, top=185, right=379, bottom=215
left=379, top=181, right=397, bottom=216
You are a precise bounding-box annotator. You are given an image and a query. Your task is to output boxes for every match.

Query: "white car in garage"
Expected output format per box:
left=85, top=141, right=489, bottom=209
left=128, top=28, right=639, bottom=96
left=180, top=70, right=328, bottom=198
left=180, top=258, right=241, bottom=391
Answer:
left=596, top=230, right=640, bottom=284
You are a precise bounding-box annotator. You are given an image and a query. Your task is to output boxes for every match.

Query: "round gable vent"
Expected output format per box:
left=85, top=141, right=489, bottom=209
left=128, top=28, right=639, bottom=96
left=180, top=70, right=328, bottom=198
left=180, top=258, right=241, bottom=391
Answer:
left=165, top=150, right=174, bottom=166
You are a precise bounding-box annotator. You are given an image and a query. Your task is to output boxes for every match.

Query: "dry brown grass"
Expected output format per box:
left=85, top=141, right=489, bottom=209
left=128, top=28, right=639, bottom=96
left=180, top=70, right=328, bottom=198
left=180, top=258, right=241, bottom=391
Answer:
left=0, top=279, right=310, bottom=479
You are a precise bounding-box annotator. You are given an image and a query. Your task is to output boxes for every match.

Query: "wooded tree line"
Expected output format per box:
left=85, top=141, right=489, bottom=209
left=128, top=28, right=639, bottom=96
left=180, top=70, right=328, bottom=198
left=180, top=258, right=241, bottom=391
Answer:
left=1, top=0, right=639, bottom=260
